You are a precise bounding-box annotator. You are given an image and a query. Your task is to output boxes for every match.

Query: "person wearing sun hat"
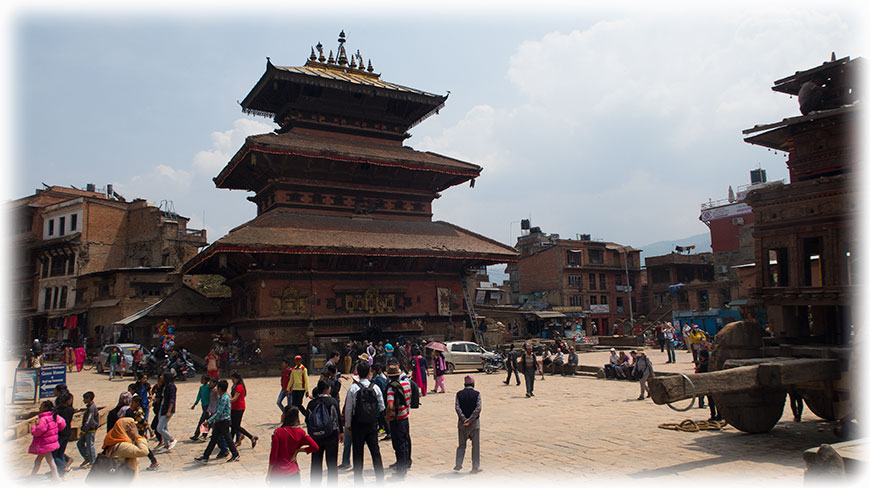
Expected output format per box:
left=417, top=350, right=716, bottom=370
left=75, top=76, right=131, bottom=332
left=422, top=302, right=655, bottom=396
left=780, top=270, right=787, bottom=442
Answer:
left=384, top=363, right=412, bottom=478
left=453, top=375, right=481, bottom=473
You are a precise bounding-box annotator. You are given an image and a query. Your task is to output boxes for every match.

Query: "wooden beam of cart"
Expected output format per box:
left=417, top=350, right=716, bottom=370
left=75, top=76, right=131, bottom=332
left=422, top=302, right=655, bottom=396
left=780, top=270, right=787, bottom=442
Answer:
left=648, top=358, right=841, bottom=405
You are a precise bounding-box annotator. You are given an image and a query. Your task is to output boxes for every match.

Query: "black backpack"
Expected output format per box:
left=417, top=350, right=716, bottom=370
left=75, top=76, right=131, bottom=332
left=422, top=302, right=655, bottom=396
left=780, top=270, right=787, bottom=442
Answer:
left=409, top=379, right=420, bottom=409
left=352, top=381, right=379, bottom=426
left=307, top=398, right=336, bottom=439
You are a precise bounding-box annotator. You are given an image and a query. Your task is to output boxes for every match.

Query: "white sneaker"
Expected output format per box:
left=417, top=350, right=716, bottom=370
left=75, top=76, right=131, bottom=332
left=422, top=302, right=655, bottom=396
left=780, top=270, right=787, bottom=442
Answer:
left=168, top=439, right=177, bottom=451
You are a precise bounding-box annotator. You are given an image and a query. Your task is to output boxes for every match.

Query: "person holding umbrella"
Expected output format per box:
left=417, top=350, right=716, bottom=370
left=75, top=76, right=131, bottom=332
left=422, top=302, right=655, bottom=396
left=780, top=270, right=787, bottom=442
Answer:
left=431, top=349, right=447, bottom=394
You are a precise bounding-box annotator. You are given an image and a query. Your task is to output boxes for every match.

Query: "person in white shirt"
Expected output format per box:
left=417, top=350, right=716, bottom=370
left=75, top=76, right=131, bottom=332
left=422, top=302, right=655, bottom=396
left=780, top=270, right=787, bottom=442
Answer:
left=343, top=362, right=384, bottom=483
left=604, top=348, right=620, bottom=379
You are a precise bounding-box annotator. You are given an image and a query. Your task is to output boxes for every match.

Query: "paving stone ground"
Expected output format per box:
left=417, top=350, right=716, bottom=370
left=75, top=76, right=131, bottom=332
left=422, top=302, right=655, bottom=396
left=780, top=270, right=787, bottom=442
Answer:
left=2, top=347, right=841, bottom=486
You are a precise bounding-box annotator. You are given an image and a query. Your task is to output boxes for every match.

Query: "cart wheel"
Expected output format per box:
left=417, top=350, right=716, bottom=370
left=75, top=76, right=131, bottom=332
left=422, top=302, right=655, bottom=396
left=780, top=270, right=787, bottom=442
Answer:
left=714, top=389, right=785, bottom=433
left=801, top=389, right=838, bottom=421
left=709, top=320, right=784, bottom=433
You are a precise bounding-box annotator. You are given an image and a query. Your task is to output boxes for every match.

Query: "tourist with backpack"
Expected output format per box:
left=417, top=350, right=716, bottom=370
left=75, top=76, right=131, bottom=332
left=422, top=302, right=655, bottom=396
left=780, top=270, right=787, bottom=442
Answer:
left=308, top=380, right=343, bottom=486
left=385, top=364, right=412, bottom=478
left=344, top=361, right=384, bottom=483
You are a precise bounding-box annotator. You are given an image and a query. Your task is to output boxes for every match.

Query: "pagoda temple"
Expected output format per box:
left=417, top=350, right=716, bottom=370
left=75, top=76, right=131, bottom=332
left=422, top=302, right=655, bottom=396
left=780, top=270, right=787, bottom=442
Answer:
left=742, top=55, right=860, bottom=349
left=184, top=32, right=518, bottom=358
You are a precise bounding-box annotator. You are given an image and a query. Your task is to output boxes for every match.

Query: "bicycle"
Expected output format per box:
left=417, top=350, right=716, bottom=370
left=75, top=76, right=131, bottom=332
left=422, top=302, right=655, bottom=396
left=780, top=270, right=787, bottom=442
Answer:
left=82, top=353, right=97, bottom=371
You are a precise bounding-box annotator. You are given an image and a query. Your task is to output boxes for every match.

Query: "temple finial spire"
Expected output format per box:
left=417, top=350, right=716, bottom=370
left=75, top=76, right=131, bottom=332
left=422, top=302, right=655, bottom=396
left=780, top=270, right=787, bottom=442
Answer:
left=309, top=47, right=316, bottom=62
left=327, top=50, right=335, bottom=64
left=337, top=30, right=348, bottom=66
left=316, top=42, right=325, bottom=62
left=367, top=59, right=374, bottom=72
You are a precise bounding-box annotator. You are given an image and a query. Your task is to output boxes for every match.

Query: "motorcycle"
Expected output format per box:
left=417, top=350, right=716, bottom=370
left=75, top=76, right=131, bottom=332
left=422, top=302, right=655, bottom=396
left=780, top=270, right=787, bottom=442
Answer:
left=483, top=352, right=506, bottom=374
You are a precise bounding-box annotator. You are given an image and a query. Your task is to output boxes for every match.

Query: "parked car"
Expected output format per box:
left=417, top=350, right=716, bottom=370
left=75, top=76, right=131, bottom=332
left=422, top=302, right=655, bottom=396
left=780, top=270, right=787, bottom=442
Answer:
left=96, top=343, right=144, bottom=376
left=442, top=341, right=498, bottom=373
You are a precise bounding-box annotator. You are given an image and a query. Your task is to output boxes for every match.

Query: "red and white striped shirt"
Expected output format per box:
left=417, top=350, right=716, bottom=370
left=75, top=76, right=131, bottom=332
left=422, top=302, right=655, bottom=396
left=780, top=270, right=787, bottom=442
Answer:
left=386, top=378, right=411, bottom=420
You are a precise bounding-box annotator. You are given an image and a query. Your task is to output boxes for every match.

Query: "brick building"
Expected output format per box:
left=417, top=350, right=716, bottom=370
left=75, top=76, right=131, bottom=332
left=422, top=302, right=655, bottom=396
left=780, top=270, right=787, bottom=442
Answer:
left=643, top=251, right=741, bottom=334
left=506, top=225, right=642, bottom=336
left=9, top=185, right=207, bottom=346
left=183, top=33, right=517, bottom=359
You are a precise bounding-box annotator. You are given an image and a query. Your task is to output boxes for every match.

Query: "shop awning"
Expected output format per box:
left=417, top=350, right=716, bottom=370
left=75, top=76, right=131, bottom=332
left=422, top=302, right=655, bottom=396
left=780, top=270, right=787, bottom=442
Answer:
left=727, top=299, right=748, bottom=307
left=90, top=299, right=120, bottom=308
left=114, top=301, right=162, bottom=326
left=527, top=311, right=566, bottom=319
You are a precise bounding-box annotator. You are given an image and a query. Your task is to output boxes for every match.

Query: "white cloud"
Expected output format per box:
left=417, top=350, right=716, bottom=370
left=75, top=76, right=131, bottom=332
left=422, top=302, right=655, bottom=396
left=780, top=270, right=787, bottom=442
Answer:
left=153, top=164, right=192, bottom=186
left=192, top=118, right=273, bottom=174
left=424, top=10, right=860, bottom=246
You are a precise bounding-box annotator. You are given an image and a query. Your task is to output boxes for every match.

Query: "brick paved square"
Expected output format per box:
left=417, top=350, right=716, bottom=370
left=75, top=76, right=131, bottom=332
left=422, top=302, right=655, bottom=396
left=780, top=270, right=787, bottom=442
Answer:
left=3, top=349, right=840, bottom=485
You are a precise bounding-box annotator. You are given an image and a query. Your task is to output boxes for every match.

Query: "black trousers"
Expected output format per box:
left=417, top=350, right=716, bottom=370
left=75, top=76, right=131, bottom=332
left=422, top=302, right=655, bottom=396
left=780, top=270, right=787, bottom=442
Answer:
left=505, top=365, right=520, bottom=384
left=193, top=404, right=209, bottom=437
left=310, top=431, right=339, bottom=486
left=389, top=418, right=410, bottom=475
left=203, top=419, right=238, bottom=458
left=291, top=390, right=308, bottom=417
left=351, top=422, right=383, bottom=483
left=231, top=409, right=254, bottom=444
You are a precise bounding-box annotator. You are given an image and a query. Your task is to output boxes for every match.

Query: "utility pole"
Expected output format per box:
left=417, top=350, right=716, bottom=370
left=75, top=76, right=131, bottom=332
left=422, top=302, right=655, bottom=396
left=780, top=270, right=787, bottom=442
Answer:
left=623, top=248, right=634, bottom=328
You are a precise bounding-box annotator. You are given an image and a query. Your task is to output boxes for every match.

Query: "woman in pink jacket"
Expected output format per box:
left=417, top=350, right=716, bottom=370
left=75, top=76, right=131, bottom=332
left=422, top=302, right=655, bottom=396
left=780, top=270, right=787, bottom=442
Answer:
left=29, top=400, right=66, bottom=480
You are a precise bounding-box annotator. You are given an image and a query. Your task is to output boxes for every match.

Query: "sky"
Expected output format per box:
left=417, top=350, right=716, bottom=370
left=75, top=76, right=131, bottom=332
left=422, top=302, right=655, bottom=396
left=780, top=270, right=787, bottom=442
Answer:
left=3, top=1, right=867, bottom=254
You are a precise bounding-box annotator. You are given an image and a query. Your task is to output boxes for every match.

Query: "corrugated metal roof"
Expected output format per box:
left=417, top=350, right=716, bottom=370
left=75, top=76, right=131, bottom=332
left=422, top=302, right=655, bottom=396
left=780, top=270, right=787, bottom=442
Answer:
left=113, top=300, right=162, bottom=325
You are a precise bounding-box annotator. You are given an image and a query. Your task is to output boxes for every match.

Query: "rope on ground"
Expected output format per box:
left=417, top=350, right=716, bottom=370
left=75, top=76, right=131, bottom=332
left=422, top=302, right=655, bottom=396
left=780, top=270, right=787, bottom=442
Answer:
left=658, top=419, right=729, bottom=432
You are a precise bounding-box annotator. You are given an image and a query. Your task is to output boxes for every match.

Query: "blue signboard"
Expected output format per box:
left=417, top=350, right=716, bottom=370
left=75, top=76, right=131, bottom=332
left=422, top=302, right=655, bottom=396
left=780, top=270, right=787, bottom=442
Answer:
left=39, top=365, right=67, bottom=399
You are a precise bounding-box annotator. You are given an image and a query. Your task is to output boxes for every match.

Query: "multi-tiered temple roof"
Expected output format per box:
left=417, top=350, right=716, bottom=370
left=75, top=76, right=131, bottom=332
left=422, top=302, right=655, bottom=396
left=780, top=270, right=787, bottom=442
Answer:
left=185, top=32, right=517, bottom=276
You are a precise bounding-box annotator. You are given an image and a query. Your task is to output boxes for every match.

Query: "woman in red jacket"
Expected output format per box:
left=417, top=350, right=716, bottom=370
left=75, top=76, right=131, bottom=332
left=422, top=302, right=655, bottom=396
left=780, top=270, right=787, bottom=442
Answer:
left=267, top=406, right=318, bottom=483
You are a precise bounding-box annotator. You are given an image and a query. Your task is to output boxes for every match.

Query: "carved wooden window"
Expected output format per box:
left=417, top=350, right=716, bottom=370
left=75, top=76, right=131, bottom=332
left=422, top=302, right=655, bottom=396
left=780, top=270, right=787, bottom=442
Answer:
left=802, top=237, right=823, bottom=287
left=767, top=248, right=789, bottom=287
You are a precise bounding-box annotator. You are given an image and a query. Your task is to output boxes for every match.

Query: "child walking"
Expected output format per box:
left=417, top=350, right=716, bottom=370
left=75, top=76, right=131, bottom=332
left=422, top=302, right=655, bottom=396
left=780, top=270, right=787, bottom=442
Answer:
left=30, top=400, right=66, bottom=480
left=77, top=391, right=99, bottom=467
left=190, top=375, right=211, bottom=441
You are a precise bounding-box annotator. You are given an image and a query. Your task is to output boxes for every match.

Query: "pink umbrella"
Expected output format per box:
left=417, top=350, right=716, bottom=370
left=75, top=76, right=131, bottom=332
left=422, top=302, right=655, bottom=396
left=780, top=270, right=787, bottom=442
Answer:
left=424, top=341, right=447, bottom=352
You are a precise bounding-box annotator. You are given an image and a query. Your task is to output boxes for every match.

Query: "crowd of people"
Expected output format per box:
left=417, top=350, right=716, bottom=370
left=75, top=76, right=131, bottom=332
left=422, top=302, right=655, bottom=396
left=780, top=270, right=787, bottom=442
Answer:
left=29, top=330, right=730, bottom=482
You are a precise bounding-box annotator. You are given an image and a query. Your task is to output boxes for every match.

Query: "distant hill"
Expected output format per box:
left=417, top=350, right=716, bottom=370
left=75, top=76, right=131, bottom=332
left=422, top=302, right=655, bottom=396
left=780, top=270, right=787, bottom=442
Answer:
left=639, top=233, right=712, bottom=265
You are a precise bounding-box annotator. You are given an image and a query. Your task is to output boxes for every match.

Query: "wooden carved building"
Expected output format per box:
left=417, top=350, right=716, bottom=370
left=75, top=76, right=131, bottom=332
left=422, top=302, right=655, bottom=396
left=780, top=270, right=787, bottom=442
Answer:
left=742, top=54, right=861, bottom=347
left=184, top=33, right=518, bottom=358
